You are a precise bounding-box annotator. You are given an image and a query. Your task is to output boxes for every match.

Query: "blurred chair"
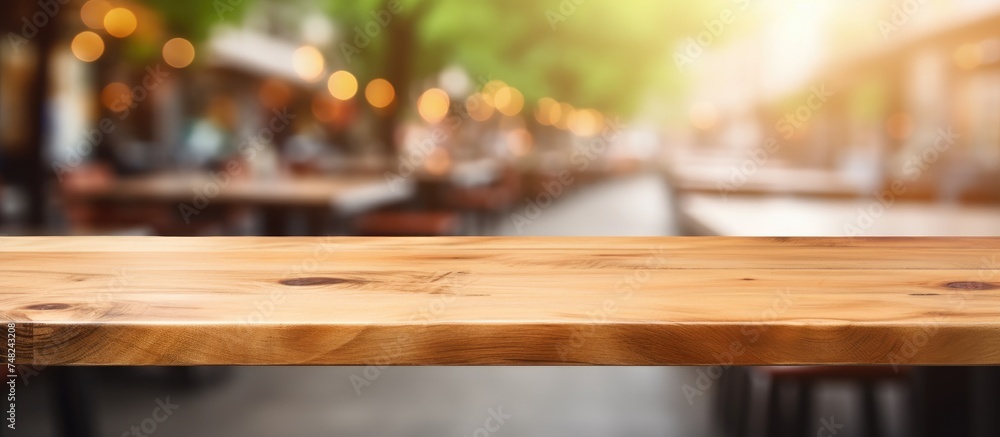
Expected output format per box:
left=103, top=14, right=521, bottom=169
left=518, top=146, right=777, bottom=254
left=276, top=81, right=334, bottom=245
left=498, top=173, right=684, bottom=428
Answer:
left=445, top=165, right=522, bottom=234
left=353, top=210, right=460, bottom=236
left=719, top=366, right=911, bottom=437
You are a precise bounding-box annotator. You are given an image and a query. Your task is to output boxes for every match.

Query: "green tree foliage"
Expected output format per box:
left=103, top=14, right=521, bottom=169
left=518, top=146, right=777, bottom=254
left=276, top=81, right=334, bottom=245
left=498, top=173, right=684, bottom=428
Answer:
left=139, top=0, right=732, bottom=116
left=325, top=0, right=727, bottom=116
left=145, top=0, right=252, bottom=42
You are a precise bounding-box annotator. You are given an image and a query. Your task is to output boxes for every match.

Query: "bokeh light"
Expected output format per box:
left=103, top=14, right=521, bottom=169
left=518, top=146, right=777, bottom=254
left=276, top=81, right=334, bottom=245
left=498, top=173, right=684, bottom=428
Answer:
left=466, top=93, right=494, bottom=122
left=554, top=103, right=575, bottom=130
left=301, top=15, right=334, bottom=46
left=327, top=70, right=358, bottom=100
left=100, top=82, right=132, bottom=111
left=80, top=0, right=112, bottom=30
left=494, top=86, right=524, bottom=116
left=535, top=97, right=561, bottom=125
left=417, top=88, right=450, bottom=124
left=292, top=46, right=325, bottom=82
left=568, top=108, right=602, bottom=136
left=480, top=80, right=507, bottom=107
left=439, top=66, right=471, bottom=97
left=424, top=146, right=452, bottom=175
left=162, top=38, right=195, bottom=68
left=104, top=7, right=137, bottom=38
left=506, top=128, right=534, bottom=157
left=365, top=78, right=395, bottom=109
left=71, top=31, right=105, bottom=62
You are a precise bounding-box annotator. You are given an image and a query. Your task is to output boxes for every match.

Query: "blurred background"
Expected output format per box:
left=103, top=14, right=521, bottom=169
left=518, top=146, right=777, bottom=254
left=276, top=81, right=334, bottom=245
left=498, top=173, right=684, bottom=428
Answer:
left=2, top=0, right=999, bottom=435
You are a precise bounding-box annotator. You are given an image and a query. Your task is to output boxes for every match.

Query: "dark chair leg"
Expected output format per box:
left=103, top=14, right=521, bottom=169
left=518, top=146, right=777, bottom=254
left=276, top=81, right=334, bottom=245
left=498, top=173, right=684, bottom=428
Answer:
left=796, top=381, right=814, bottom=437
left=715, top=367, right=734, bottom=436
left=910, top=367, right=928, bottom=437
left=51, top=367, right=96, bottom=437
left=917, top=367, right=972, bottom=437
left=862, top=382, right=880, bottom=437
left=731, top=368, right=751, bottom=437
left=764, top=377, right=784, bottom=437
left=970, top=367, right=1000, bottom=437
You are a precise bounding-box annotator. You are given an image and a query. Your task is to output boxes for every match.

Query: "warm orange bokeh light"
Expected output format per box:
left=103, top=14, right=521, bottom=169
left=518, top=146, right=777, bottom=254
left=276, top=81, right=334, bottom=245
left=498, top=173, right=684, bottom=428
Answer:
left=554, top=103, right=575, bottom=130
left=569, top=108, right=603, bottom=136
left=162, top=38, right=195, bottom=68
left=494, top=86, right=524, bottom=117
left=424, top=147, right=453, bottom=175
left=100, top=82, right=132, bottom=111
left=365, top=78, right=395, bottom=109
left=507, top=128, right=534, bottom=157
left=535, top=97, right=561, bottom=125
left=292, top=46, right=325, bottom=82
left=480, top=80, right=506, bottom=107
left=327, top=70, right=358, bottom=100
left=466, top=93, right=494, bottom=122
left=80, top=0, right=112, bottom=29
left=104, top=7, right=137, bottom=38
left=417, top=88, right=450, bottom=124
left=71, top=31, right=105, bottom=62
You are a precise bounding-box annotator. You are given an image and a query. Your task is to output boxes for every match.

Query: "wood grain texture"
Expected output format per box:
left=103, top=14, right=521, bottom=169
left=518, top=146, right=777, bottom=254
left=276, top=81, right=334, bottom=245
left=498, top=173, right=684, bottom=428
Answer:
left=1, top=237, right=999, bottom=366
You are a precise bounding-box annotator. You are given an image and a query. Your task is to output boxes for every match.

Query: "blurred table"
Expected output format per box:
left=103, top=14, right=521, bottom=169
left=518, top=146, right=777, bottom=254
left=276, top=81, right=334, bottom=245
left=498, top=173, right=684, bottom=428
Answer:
left=68, top=172, right=409, bottom=209
left=663, top=161, right=864, bottom=198
left=329, top=156, right=501, bottom=187
left=63, top=172, right=414, bottom=234
left=679, top=193, right=1000, bottom=236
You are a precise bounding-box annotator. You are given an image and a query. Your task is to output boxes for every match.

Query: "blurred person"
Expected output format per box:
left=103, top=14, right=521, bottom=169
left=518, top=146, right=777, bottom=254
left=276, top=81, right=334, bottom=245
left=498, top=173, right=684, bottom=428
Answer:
left=182, top=96, right=237, bottom=169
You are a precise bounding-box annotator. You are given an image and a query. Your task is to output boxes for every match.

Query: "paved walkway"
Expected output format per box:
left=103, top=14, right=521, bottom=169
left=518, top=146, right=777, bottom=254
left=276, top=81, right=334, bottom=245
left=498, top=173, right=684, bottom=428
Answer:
left=493, top=172, right=676, bottom=236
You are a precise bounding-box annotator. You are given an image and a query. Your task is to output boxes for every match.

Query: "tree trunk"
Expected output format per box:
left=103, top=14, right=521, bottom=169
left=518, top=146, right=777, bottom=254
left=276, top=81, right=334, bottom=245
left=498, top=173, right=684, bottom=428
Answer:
left=377, top=4, right=419, bottom=156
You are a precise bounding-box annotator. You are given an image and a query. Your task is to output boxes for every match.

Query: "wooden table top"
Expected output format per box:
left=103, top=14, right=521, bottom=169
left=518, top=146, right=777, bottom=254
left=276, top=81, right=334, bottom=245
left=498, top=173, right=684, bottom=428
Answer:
left=3, top=236, right=999, bottom=366
left=64, top=172, right=413, bottom=210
